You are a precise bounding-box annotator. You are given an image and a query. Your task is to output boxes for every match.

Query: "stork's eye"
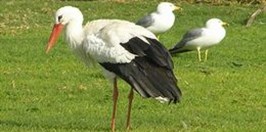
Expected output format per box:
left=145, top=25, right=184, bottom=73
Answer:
left=58, top=15, right=63, bottom=22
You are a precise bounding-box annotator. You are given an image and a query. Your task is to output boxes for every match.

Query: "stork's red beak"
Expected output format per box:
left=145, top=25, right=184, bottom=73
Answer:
left=46, top=24, right=64, bottom=53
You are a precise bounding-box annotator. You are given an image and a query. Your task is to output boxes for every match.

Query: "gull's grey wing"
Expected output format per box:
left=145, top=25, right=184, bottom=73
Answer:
left=169, top=28, right=204, bottom=54
left=136, top=14, right=155, bottom=28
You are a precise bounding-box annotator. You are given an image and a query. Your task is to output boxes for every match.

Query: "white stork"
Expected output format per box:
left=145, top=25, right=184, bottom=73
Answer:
left=45, top=6, right=181, bottom=131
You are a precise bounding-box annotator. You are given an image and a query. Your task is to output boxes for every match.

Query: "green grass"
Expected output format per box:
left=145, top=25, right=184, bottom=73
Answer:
left=1, top=0, right=266, bottom=131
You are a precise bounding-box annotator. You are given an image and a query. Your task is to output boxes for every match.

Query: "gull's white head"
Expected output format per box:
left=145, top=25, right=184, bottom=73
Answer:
left=157, top=2, right=181, bottom=13
left=206, top=18, right=228, bottom=29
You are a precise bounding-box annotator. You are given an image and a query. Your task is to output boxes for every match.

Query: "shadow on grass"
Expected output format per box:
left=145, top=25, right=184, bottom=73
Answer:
left=0, top=120, right=110, bottom=131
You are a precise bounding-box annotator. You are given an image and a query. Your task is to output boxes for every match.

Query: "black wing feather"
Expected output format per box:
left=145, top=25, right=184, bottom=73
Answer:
left=100, top=37, right=181, bottom=103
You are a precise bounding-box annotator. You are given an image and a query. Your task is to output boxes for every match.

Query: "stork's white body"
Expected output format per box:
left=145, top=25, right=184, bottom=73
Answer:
left=66, top=19, right=156, bottom=78
left=83, top=20, right=155, bottom=64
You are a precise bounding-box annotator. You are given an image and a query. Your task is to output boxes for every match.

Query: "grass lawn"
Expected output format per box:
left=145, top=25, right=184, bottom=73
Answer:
left=0, top=0, right=265, bottom=131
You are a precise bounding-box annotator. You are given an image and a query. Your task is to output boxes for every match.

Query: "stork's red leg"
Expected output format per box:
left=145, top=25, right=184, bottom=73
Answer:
left=111, top=77, right=118, bottom=132
left=126, top=88, right=134, bottom=130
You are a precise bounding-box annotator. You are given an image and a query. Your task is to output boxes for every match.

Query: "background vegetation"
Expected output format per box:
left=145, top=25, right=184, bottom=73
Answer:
left=174, top=0, right=265, bottom=5
left=0, top=0, right=265, bottom=131
left=106, top=0, right=266, bottom=5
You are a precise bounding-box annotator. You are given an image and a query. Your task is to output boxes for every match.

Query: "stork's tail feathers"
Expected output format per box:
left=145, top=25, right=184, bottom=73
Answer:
left=127, top=58, right=182, bottom=104
left=100, top=59, right=182, bottom=104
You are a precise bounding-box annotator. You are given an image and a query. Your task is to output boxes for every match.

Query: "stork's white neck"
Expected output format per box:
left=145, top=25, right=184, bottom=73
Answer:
left=65, top=21, right=84, bottom=49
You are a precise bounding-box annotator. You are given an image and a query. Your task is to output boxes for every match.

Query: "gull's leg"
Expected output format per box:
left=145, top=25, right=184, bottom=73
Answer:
left=204, top=50, right=209, bottom=62
left=126, top=88, right=134, bottom=131
left=111, top=77, right=119, bottom=132
left=197, top=47, right=202, bottom=61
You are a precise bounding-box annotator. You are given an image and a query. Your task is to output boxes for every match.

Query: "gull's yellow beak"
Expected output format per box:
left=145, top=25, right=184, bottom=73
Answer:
left=222, top=22, right=229, bottom=26
left=174, top=6, right=182, bottom=11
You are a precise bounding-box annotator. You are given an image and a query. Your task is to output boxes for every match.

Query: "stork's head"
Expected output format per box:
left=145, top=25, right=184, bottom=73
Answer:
left=46, top=6, right=83, bottom=53
left=206, top=18, right=228, bottom=29
left=157, top=2, right=181, bottom=13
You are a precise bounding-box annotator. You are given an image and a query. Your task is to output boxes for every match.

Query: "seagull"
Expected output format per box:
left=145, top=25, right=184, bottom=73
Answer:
left=169, top=18, right=228, bottom=61
left=45, top=6, right=181, bottom=132
left=136, top=2, right=181, bottom=37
